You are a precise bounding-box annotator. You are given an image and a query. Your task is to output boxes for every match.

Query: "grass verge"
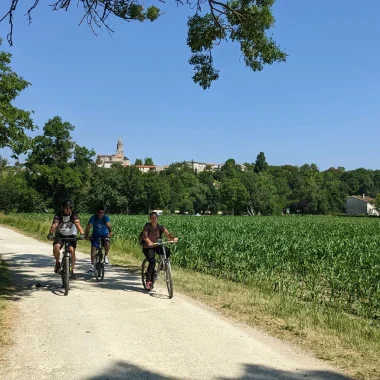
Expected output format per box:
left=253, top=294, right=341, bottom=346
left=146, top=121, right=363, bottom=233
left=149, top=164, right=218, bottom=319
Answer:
left=0, top=213, right=379, bottom=379
left=0, top=258, right=14, bottom=358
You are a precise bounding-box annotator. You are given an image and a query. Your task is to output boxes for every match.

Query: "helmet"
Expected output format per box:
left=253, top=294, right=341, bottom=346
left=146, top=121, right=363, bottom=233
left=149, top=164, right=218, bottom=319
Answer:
left=61, top=200, right=73, bottom=209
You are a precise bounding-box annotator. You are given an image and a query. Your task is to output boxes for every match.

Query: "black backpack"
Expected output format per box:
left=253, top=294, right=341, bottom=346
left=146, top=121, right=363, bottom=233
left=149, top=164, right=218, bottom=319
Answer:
left=138, top=223, right=164, bottom=246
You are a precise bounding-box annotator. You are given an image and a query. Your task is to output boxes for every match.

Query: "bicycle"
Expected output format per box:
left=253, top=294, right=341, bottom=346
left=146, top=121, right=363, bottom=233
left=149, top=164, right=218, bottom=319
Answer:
left=141, top=239, right=177, bottom=299
left=93, top=237, right=107, bottom=282
left=57, top=236, right=83, bottom=296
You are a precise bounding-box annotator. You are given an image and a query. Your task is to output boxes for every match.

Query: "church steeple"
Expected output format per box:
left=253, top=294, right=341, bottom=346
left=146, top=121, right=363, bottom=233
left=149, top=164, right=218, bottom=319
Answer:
left=116, top=137, right=124, bottom=157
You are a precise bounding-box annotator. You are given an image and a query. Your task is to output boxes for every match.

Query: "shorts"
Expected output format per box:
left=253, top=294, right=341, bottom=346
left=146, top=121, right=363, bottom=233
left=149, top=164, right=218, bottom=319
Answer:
left=91, top=235, right=110, bottom=249
left=53, top=237, right=77, bottom=249
left=143, top=246, right=170, bottom=258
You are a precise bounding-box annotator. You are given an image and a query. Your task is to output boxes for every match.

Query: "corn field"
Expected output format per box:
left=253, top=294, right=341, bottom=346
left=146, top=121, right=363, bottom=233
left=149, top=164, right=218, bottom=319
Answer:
left=3, top=213, right=380, bottom=319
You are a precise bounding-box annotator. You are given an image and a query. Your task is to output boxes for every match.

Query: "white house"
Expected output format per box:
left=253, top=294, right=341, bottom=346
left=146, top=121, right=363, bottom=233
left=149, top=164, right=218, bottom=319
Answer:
left=184, top=161, right=209, bottom=172
left=135, top=165, right=157, bottom=173
left=346, top=194, right=379, bottom=216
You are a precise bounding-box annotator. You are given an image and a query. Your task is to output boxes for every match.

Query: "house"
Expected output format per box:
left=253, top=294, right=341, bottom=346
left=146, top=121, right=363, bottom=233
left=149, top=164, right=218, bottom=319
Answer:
left=346, top=194, right=379, bottom=216
left=135, top=165, right=157, bottom=173
left=184, top=161, right=209, bottom=172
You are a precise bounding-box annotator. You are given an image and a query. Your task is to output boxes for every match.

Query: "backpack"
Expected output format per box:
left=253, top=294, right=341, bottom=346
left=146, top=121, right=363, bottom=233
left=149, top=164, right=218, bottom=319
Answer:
left=138, top=223, right=164, bottom=246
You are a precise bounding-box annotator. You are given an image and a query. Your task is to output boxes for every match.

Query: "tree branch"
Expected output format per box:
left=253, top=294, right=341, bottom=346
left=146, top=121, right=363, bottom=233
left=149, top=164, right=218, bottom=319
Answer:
left=0, top=0, right=19, bottom=46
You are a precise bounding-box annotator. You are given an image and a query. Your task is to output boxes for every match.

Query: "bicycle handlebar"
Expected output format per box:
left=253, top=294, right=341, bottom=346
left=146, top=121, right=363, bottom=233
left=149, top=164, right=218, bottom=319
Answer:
left=152, top=240, right=177, bottom=246
left=88, top=235, right=113, bottom=240
left=55, top=236, right=84, bottom=241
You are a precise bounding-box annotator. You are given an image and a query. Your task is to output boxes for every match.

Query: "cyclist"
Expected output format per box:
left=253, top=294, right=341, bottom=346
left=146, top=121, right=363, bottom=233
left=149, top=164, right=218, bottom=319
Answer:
left=142, top=212, right=178, bottom=290
left=47, top=200, right=85, bottom=279
left=85, top=206, right=112, bottom=271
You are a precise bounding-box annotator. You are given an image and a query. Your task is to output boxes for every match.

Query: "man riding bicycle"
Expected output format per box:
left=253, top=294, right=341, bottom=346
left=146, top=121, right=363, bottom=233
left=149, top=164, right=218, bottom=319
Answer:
left=142, top=212, right=178, bottom=290
left=47, top=200, right=85, bottom=279
left=85, top=206, right=112, bottom=271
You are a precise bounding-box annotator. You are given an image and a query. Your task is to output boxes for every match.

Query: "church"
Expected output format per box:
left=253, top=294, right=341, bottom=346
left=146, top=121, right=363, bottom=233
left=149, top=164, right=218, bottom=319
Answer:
left=96, top=138, right=131, bottom=168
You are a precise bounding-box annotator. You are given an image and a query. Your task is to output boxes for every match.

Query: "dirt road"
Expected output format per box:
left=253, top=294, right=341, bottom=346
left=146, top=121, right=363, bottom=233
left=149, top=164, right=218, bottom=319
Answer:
left=0, top=226, right=351, bottom=379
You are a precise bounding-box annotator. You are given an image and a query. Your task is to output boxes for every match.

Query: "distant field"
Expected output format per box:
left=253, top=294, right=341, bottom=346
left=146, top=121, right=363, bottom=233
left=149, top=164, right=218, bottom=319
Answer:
left=1, top=213, right=380, bottom=319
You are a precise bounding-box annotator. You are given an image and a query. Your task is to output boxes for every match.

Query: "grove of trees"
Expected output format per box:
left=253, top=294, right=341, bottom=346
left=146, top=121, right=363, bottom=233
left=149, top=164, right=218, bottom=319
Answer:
left=1, top=120, right=380, bottom=215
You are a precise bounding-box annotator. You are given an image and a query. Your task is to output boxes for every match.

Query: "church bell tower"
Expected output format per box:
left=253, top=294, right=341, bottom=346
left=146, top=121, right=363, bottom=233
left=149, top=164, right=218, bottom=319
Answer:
left=116, top=137, right=124, bottom=158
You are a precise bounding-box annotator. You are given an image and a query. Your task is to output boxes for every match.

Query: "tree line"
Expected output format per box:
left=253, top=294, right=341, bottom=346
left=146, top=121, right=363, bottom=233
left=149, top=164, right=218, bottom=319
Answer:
left=1, top=114, right=380, bottom=215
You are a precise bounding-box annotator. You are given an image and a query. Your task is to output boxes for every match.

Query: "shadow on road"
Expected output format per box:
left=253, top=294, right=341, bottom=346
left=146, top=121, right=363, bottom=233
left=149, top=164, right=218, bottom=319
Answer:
left=84, top=360, right=353, bottom=380
left=0, top=251, right=171, bottom=300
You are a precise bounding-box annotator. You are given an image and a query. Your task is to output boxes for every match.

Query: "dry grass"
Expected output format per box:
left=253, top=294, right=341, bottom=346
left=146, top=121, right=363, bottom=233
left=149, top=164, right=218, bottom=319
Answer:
left=170, top=269, right=380, bottom=380
left=1, top=216, right=380, bottom=379
left=0, top=259, right=16, bottom=361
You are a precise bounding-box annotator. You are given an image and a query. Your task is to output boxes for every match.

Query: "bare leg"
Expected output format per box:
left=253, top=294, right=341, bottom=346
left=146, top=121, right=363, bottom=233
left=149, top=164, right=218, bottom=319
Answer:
left=53, top=243, right=61, bottom=264
left=69, top=246, right=76, bottom=272
left=91, top=247, right=97, bottom=264
left=104, top=241, right=110, bottom=257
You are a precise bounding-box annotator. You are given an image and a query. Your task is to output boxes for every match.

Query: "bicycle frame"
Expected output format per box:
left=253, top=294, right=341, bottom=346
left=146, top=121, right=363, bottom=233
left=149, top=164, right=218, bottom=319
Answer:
left=141, top=239, right=176, bottom=298
left=58, top=236, right=78, bottom=295
left=93, top=237, right=105, bottom=281
left=62, top=240, right=71, bottom=259
left=153, top=241, right=169, bottom=280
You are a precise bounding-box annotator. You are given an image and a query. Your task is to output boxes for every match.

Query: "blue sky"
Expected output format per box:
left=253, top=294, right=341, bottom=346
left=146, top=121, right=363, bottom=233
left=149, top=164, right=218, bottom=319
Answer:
left=0, top=0, right=379, bottom=170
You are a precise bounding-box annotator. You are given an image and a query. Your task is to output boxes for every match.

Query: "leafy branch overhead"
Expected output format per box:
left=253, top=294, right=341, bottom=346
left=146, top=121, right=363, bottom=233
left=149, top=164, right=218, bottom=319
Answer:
left=0, top=0, right=286, bottom=89
left=0, top=38, right=35, bottom=156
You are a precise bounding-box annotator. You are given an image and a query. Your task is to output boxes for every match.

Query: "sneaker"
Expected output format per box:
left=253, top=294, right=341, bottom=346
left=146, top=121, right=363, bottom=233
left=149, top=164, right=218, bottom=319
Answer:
left=54, top=262, right=60, bottom=273
left=70, top=272, right=76, bottom=280
left=104, top=256, right=109, bottom=264
left=146, top=281, right=153, bottom=290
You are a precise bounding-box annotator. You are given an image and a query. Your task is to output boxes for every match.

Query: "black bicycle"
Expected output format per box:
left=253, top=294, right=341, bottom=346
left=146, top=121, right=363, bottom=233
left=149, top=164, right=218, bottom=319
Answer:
left=141, top=239, right=177, bottom=299
left=93, top=237, right=106, bottom=282
left=58, top=236, right=82, bottom=296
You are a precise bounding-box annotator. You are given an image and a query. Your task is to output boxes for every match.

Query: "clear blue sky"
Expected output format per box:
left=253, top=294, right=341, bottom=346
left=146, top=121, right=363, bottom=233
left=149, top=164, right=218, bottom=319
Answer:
left=0, top=0, right=379, bottom=170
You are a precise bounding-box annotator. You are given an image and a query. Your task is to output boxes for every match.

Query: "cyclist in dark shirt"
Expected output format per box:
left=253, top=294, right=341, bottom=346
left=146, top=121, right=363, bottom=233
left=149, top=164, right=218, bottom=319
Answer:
left=47, top=200, right=85, bottom=279
left=142, top=212, right=178, bottom=290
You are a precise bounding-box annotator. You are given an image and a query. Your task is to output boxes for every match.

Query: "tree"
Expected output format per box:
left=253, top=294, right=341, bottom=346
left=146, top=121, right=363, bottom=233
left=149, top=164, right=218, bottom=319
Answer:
left=162, top=163, right=197, bottom=212
left=0, top=39, right=35, bottom=156
left=220, top=178, right=248, bottom=214
left=144, top=157, right=154, bottom=166
left=0, top=166, right=46, bottom=213
left=141, top=171, right=170, bottom=212
left=220, top=158, right=239, bottom=179
left=0, top=1, right=287, bottom=89
left=0, top=154, right=7, bottom=171
left=375, top=193, right=380, bottom=211
left=134, top=158, right=143, bottom=165
left=341, top=168, right=375, bottom=197
left=254, top=152, right=268, bottom=173
left=189, top=182, right=210, bottom=214
left=25, top=116, right=95, bottom=210
left=243, top=162, right=254, bottom=171
left=242, top=171, right=280, bottom=215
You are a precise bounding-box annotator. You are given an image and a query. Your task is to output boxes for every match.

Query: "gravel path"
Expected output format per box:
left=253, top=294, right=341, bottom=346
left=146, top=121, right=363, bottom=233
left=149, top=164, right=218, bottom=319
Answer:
left=0, top=226, right=351, bottom=380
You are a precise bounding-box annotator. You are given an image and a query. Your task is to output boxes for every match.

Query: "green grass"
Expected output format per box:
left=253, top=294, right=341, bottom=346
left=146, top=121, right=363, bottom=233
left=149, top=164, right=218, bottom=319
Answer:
left=1, top=213, right=380, bottom=378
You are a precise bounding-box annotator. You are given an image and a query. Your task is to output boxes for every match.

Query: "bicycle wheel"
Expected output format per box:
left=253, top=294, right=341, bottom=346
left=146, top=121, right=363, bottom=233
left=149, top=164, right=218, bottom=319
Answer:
left=141, top=259, right=151, bottom=291
left=62, top=256, right=70, bottom=296
left=165, top=261, right=173, bottom=299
